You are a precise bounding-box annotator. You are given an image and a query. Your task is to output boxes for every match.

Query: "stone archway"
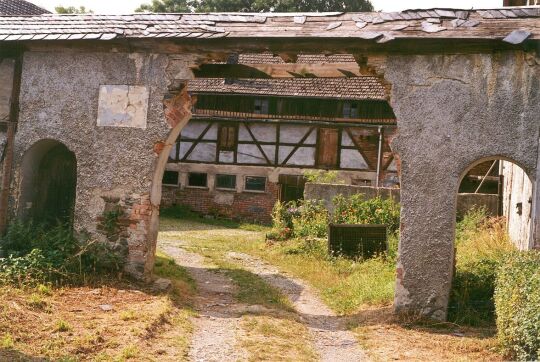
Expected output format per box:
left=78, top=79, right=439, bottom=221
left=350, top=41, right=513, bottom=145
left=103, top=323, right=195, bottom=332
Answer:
left=19, top=139, right=77, bottom=226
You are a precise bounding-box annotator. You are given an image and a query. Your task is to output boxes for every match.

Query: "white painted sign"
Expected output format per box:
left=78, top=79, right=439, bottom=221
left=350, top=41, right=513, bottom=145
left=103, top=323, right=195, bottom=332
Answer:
left=97, top=85, right=149, bottom=129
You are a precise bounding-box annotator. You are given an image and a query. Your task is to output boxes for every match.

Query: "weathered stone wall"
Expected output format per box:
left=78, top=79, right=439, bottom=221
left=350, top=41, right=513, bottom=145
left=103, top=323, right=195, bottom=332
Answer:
left=304, top=183, right=400, bottom=214
left=380, top=51, right=540, bottom=320
left=10, top=51, right=185, bottom=278
left=304, top=183, right=498, bottom=218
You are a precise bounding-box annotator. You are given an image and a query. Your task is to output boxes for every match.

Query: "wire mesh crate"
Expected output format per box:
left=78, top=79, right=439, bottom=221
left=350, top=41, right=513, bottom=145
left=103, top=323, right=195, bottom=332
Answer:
left=328, top=224, right=388, bottom=259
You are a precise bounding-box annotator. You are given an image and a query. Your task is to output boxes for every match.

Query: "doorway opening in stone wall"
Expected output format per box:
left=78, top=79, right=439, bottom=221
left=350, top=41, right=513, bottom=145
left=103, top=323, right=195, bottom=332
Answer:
left=19, top=139, right=77, bottom=226
left=449, top=157, right=532, bottom=326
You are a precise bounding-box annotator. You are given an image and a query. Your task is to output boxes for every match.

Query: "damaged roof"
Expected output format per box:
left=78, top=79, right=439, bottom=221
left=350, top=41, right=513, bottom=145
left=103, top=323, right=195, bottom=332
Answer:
left=0, top=8, right=539, bottom=43
left=188, top=77, right=387, bottom=101
left=0, top=0, right=50, bottom=15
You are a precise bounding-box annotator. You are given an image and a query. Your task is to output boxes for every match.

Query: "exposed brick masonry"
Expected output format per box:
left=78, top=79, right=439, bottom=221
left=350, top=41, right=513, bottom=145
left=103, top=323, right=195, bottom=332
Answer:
left=164, top=182, right=279, bottom=224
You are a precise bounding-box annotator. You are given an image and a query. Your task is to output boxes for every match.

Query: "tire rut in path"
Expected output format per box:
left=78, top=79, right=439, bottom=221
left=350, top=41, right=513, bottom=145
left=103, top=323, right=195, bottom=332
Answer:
left=162, top=245, right=247, bottom=362
left=227, top=251, right=369, bottom=362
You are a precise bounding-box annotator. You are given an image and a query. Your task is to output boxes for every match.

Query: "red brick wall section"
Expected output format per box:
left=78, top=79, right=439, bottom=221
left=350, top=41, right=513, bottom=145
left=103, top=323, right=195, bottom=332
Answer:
left=164, top=182, right=279, bottom=224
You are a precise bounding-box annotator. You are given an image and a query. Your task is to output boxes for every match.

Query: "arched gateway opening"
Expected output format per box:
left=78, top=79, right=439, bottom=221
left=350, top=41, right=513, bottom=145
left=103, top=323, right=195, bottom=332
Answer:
left=19, top=139, right=77, bottom=226
left=449, top=157, right=533, bottom=325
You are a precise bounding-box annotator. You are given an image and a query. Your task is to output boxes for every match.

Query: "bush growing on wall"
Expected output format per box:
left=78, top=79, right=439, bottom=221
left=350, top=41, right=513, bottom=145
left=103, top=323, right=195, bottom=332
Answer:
left=303, top=170, right=343, bottom=184
left=495, top=251, right=540, bottom=361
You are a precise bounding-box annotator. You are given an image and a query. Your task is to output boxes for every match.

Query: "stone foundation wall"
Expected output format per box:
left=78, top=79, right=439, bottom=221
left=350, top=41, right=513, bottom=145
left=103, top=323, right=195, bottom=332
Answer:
left=164, top=182, right=278, bottom=224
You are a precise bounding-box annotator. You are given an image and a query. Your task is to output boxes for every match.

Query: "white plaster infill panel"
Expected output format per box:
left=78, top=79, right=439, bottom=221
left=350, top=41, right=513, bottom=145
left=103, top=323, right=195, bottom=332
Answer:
left=97, top=85, right=149, bottom=129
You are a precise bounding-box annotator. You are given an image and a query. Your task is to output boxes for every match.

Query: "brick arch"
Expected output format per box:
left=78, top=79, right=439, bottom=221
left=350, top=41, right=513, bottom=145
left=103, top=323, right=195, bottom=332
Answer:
left=144, top=86, right=193, bottom=277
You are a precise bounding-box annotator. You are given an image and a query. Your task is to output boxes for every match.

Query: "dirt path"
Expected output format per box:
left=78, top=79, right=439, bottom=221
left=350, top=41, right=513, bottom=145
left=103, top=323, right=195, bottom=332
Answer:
left=227, top=251, right=368, bottom=362
left=162, top=245, right=247, bottom=362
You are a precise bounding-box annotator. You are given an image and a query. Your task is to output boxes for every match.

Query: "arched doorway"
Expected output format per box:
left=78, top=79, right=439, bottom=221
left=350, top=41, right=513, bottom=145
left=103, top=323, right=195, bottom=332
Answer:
left=449, top=157, right=532, bottom=325
left=19, top=140, right=77, bottom=226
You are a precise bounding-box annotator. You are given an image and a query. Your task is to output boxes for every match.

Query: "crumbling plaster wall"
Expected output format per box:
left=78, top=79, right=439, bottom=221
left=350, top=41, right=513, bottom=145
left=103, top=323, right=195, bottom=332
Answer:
left=377, top=51, right=540, bottom=320
left=10, top=51, right=195, bottom=278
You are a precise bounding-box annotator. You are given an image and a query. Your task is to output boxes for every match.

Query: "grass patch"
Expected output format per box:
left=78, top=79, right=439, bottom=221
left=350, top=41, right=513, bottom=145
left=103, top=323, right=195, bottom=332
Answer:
left=449, top=209, right=515, bottom=326
left=55, top=320, right=72, bottom=332
left=0, top=248, right=197, bottom=360
left=240, top=315, right=318, bottom=362
left=197, top=250, right=293, bottom=311
left=1, top=333, right=14, bottom=349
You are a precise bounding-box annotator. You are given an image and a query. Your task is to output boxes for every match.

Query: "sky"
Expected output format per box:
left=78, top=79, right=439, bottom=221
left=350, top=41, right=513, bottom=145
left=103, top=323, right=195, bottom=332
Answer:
left=31, top=0, right=504, bottom=14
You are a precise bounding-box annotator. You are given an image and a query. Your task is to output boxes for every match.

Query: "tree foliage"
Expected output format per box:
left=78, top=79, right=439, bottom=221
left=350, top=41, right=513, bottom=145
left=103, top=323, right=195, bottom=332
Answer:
left=136, top=0, right=189, bottom=13
left=136, top=0, right=373, bottom=13
left=55, top=5, right=93, bottom=14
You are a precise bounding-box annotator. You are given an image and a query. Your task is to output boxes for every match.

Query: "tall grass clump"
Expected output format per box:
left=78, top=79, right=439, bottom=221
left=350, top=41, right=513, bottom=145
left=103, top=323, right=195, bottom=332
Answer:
left=495, top=251, right=540, bottom=361
left=0, top=221, right=124, bottom=286
left=449, top=208, right=514, bottom=326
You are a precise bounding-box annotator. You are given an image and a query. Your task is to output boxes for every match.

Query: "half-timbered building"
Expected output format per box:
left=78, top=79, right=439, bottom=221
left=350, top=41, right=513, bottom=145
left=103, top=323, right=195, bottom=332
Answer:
left=161, top=54, right=397, bottom=222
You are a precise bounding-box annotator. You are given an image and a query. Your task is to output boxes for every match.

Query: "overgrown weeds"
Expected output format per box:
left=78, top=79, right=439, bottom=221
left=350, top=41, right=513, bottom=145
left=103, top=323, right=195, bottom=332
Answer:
left=449, top=208, right=515, bottom=326
left=0, top=221, right=124, bottom=286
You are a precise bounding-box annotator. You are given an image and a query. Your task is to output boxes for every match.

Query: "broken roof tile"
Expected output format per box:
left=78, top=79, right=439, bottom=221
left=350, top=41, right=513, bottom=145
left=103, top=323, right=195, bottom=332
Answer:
left=0, top=8, right=538, bottom=42
left=503, top=29, right=532, bottom=44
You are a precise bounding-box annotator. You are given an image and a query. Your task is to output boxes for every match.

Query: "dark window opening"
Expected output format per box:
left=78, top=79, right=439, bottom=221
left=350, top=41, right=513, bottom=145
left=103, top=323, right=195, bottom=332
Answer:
left=218, top=124, right=237, bottom=152
left=279, top=174, right=306, bottom=203
left=188, top=172, right=207, bottom=187
left=316, top=128, right=339, bottom=169
left=245, top=176, right=266, bottom=192
left=343, top=102, right=359, bottom=119
left=162, top=170, right=179, bottom=186
left=216, top=174, right=236, bottom=189
left=254, top=98, right=269, bottom=114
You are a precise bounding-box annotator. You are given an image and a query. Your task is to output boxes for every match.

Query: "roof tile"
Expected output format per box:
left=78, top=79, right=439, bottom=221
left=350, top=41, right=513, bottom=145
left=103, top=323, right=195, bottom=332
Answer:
left=188, top=77, right=387, bottom=101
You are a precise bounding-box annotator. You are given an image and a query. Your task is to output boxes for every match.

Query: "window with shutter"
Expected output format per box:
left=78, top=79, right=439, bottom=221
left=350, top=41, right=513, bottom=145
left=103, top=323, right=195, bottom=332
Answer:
left=218, top=124, right=237, bottom=152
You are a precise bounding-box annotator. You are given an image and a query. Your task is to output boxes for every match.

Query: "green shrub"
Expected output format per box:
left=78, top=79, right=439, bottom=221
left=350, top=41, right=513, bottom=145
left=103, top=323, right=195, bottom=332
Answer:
left=449, top=209, right=514, bottom=326
left=303, top=170, right=343, bottom=184
left=449, top=258, right=500, bottom=326
left=268, top=201, right=294, bottom=240
left=292, top=200, right=329, bottom=238
left=160, top=204, right=197, bottom=219
left=332, top=194, right=400, bottom=234
left=0, top=222, right=124, bottom=285
left=495, top=251, right=540, bottom=361
left=269, top=195, right=400, bottom=241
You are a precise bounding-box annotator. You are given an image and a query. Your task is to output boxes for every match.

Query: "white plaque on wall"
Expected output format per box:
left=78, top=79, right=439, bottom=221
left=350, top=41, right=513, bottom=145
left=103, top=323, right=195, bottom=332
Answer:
left=97, top=85, right=149, bottom=129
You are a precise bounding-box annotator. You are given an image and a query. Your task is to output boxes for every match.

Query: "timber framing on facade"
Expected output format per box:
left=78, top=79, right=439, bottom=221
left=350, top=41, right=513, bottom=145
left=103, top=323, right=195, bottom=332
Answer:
left=0, top=7, right=539, bottom=322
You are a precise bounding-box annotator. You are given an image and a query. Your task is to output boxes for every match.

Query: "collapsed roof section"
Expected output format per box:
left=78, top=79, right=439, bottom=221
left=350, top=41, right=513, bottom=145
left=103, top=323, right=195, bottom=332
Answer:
left=0, top=8, right=538, bottom=43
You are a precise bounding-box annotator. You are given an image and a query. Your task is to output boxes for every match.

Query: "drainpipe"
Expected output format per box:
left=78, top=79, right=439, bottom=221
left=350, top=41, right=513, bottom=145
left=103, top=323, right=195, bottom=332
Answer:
left=0, top=55, right=22, bottom=235
left=375, top=126, right=383, bottom=188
